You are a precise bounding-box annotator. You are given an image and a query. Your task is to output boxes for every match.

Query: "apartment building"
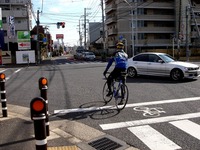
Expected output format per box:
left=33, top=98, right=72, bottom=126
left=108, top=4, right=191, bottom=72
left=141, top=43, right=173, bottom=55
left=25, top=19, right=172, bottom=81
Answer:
left=105, top=0, right=200, bottom=57
left=0, top=0, right=32, bottom=48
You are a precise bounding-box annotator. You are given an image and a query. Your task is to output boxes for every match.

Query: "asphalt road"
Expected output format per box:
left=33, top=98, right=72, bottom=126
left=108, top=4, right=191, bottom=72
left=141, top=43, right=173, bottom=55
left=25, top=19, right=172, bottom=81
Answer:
left=2, top=56, right=200, bottom=150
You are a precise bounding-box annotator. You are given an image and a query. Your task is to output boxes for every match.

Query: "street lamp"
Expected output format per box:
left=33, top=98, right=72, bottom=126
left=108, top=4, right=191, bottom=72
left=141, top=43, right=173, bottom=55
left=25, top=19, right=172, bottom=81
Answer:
left=123, top=0, right=134, bottom=57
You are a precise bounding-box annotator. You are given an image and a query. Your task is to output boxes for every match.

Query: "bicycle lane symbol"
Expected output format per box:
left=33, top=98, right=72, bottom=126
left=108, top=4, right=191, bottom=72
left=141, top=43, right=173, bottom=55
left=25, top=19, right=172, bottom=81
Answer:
left=133, top=106, right=166, bottom=117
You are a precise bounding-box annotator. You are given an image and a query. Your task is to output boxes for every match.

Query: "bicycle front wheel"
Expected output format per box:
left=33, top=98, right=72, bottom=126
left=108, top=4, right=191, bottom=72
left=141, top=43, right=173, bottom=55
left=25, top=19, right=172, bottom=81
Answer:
left=115, top=84, right=129, bottom=110
left=103, top=81, right=113, bottom=103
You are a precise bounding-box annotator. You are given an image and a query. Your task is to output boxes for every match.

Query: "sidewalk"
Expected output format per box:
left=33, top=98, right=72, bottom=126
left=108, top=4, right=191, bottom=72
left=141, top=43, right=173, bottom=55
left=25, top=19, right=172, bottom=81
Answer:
left=0, top=104, right=139, bottom=150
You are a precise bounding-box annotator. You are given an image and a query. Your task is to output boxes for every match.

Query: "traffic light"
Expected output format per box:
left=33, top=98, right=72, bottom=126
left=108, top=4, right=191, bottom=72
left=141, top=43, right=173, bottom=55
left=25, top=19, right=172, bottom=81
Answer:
left=61, top=22, right=65, bottom=28
left=57, top=22, right=61, bottom=29
left=56, top=22, right=65, bottom=29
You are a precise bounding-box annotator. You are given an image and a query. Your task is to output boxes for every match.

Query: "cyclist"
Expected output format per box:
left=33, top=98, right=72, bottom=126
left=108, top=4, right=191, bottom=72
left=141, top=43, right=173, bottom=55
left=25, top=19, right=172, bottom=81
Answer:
left=103, top=42, right=128, bottom=103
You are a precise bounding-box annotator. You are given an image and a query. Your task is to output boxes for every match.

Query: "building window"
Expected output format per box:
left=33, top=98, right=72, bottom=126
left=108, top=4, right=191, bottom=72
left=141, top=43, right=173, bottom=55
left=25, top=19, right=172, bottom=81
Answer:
left=4, top=30, right=7, bottom=36
left=5, top=0, right=10, bottom=3
left=2, top=17, right=7, bottom=23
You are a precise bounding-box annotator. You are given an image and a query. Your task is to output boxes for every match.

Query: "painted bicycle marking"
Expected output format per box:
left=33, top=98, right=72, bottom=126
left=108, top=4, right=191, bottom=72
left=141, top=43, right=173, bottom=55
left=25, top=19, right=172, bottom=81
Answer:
left=133, top=106, right=166, bottom=117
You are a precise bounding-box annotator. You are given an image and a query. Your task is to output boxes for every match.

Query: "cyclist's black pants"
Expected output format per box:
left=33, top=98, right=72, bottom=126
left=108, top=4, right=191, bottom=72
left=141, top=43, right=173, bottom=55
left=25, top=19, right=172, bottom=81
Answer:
left=107, top=68, right=126, bottom=97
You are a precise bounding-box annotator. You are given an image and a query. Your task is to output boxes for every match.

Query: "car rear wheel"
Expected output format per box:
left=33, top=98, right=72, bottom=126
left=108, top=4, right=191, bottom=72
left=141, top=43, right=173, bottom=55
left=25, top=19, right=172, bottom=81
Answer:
left=170, top=69, right=183, bottom=81
left=127, top=67, right=137, bottom=78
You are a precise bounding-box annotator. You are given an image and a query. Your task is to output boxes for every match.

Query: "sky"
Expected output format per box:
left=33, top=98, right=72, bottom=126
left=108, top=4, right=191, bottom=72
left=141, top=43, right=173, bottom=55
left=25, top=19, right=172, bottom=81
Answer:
left=31, top=0, right=102, bottom=46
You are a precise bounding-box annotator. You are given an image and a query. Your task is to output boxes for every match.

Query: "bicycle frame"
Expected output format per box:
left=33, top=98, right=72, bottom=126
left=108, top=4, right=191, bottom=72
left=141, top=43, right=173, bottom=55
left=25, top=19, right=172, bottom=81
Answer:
left=113, top=79, right=123, bottom=99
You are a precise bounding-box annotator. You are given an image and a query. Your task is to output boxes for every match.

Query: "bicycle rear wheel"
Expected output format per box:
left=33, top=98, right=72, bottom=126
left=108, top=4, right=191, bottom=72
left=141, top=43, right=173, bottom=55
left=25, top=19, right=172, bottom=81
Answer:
left=103, top=81, right=113, bottom=103
left=115, top=84, right=129, bottom=110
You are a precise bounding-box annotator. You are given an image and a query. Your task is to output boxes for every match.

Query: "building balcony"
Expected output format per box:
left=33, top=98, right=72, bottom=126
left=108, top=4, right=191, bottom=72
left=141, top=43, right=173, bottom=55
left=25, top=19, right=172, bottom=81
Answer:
left=107, top=40, right=116, bottom=47
left=137, top=14, right=175, bottom=21
left=15, top=21, right=29, bottom=30
left=0, top=0, right=27, bottom=4
left=137, top=27, right=175, bottom=33
left=3, top=10, right=28, bottom=18
left=139, top=2, right=174, bottom=9
left=137, top=39, right=172, bottom=47
left=105, top=16, right=117, bottom=25
left=105, top=3, right=117, bottom=14
left=2, top=20, right=28, bottom=31
left=107, top=28, right=117, bottom=36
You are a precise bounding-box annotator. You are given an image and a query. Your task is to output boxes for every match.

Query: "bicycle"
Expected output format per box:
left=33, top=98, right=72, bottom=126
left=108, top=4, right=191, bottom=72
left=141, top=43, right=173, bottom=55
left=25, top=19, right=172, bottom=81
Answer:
left=103, top=72, right=129, bottom=110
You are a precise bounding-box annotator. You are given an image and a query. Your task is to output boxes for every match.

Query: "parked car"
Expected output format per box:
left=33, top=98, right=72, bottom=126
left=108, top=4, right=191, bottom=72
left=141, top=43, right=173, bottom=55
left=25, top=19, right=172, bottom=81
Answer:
left=127, top=52, right=200, bottom=81
left=82, top=52, right=96, bottom=61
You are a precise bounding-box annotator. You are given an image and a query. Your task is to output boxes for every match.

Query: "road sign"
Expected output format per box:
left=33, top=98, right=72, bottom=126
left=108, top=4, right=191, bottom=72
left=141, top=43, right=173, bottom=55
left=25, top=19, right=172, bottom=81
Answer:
left=18, top=42, right=31, bottom=50
left=17, top=31, right=30, bottom=42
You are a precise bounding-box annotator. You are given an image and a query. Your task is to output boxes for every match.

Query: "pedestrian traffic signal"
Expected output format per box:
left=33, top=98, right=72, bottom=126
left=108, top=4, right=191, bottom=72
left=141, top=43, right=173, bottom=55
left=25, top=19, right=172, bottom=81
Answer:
left=56, top=22, right=65, bottom=28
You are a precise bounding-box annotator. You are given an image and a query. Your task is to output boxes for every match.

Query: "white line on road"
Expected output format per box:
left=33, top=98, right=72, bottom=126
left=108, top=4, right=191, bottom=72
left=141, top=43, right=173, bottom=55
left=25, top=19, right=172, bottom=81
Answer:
left=54, top=97, right=200, bottom=114
left=125, top=97, right=200, bottom=108
left=170, top=120, right=200, bottom=140
left=6, top=68, right=23, bottom=80
left=128, top=125, right=181, bottom=150
left=100, top=112, right=200, bottom=130
left=0, top=69, right=7, bottom=73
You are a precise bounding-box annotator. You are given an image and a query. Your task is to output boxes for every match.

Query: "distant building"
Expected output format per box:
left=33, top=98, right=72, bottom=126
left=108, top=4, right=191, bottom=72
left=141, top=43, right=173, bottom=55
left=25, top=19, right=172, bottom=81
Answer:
left=105, top=0, right=200, bottom=57
left=88, top=22, right=103, bottom=51
left=0, top=0, right=32, bottom=50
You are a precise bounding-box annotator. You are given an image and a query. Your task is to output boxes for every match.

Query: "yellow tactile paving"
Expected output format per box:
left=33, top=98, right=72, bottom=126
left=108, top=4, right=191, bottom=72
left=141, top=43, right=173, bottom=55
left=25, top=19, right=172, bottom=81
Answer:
left=48, top=146, right=78, bottom=150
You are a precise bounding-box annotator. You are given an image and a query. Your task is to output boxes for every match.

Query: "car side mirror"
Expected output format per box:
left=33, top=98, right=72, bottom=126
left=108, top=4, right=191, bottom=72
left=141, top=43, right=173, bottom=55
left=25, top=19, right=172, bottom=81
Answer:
left=158, top=60, right=164, bottom=63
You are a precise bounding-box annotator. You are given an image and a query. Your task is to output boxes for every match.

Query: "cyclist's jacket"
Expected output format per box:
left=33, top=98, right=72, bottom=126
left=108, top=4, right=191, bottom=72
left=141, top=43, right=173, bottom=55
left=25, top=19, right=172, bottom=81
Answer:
left=105, top=49, right=128, bottom=71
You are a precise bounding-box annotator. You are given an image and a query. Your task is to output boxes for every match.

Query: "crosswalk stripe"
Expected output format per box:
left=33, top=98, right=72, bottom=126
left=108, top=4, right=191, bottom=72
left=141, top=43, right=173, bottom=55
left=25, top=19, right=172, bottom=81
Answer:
left=128, top=125, right=181, bottom=150
left=170, top=120, right=200, bottom=140
left=100, top=112, right=200, bottom=130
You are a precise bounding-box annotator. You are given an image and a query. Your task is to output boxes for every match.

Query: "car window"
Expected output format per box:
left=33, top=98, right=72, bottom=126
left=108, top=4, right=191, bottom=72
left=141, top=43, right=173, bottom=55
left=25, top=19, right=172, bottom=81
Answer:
left=88, top=52, right=94, bottom=55
left=149, top=54, right=160, bottom=62
left=158, top=54, right=175, bottom=63
left=133, top=54, right=148, bottom=62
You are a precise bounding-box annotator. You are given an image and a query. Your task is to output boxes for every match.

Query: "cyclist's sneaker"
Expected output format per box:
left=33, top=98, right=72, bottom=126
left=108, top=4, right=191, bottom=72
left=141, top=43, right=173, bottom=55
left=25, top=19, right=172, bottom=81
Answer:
left=106, top=91, right=113, bottom=97
left=118, top=98, right=125, bottom=105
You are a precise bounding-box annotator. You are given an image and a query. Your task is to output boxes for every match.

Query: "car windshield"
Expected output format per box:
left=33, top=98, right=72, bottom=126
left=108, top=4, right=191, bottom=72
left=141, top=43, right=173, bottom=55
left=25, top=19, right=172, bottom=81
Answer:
left=158, top=54, right=175, bottom=63
left=87, top=52, right=94, bottom=55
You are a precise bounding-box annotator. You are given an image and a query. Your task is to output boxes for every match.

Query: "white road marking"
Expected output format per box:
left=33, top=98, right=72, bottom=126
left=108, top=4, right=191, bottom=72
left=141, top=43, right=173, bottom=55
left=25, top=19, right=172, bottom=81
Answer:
left=100, top=112, right=200, bottom=130
left=170, top=120, right=200, bottom=140
left=54, top=97, right=200, bottom=114
left=125, top=97, right=200, bottom=108
left=6, top=68, right=22, bottom=80
left=128, top=125, right=181, bottom=150
left=0, top=69, right=7, bottom=73
left=54, top=105, right=115, bottom=114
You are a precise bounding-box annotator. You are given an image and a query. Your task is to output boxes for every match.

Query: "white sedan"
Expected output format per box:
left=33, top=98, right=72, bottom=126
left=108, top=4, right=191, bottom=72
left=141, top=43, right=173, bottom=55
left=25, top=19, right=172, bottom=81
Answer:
left=127, top=52, right=200, bottom=81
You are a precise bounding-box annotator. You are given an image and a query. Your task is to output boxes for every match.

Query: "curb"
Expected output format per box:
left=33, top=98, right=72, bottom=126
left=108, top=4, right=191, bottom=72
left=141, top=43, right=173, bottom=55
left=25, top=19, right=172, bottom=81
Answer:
left=1, top=104, right=139, bottom=150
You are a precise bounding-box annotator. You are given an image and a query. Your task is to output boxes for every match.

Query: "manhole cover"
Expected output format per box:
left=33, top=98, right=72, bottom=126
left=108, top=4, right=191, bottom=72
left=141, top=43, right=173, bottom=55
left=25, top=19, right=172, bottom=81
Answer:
left=88, top=137, right=122, bottom=150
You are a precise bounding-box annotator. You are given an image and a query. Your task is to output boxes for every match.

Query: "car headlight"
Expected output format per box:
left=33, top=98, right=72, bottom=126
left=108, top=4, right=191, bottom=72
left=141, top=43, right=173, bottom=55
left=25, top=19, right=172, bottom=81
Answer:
left=184, top=67, right=199, bottom=71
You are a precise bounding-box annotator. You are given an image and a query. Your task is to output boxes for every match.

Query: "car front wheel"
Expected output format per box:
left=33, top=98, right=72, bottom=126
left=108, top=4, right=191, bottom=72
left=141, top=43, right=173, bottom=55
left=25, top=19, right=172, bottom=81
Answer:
left=170, top=69, right=183, bottom=81
left=127, top=67, right=137, bottom=78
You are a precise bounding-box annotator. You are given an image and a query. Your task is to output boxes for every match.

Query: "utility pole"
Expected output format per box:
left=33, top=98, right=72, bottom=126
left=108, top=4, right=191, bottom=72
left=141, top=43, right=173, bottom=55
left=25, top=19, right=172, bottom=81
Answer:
left=186, top=4, right=190, bottom=61
left=101, top=0, right=106, bottom=51
left=123, top=0, right=134, bottom=56
left=78, top=20, right=82, bottom=46
left=36, top=9, right=40, bottom=64
left=84, top=8, right=87, bottom=49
